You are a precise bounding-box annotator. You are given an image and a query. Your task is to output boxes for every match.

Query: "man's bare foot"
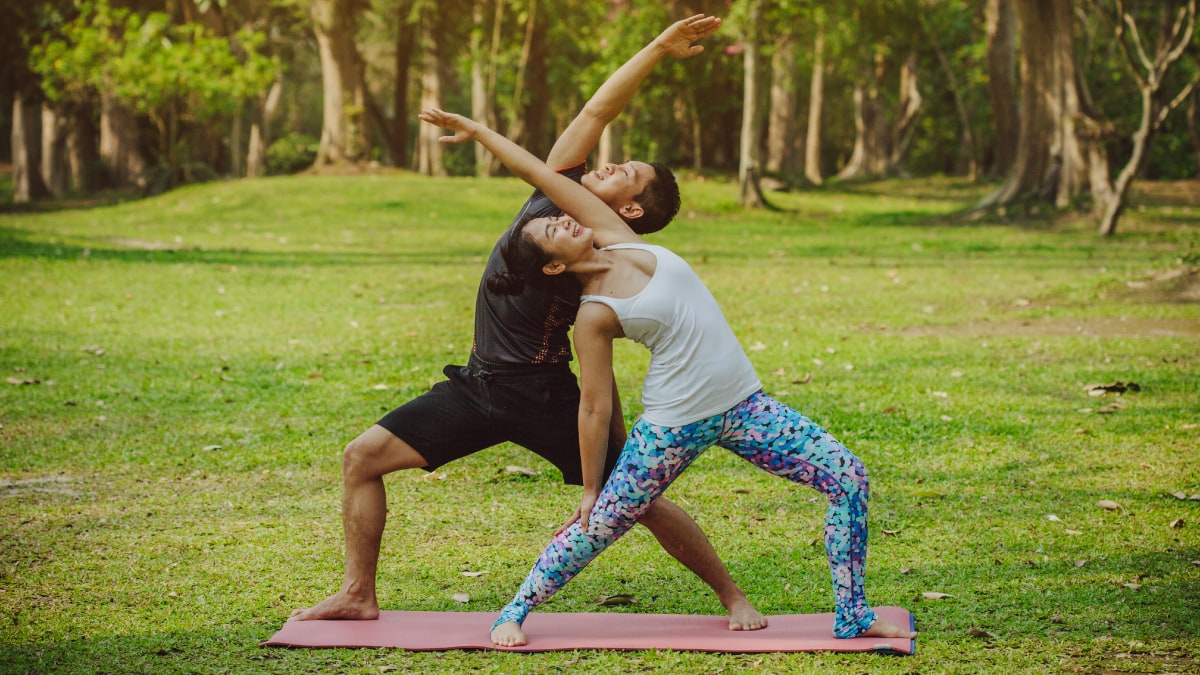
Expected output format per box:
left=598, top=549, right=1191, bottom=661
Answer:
left=490, top=621, right=526, bottom=647
left=727, top=598, right=768, bottom=631
left=861, top=616, right=917, bottom=639
left=288, top=590, right=380, bottom=622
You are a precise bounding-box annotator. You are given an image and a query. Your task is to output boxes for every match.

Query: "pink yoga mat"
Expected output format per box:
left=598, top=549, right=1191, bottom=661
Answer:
left=261, top=605, right=915, bottom=654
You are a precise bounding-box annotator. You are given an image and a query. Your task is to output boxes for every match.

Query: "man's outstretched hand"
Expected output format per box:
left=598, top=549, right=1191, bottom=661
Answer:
left=655, top=14, right=722, bottom=59
left=417, top=108, right=478, bottom=144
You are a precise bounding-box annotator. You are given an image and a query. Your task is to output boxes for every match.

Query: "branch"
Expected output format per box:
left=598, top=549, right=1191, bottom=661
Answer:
left=1154, top=74, right=1200, bottom=130
left=1156, top=2, right=1197, bottom=82
left=1121, top=12, right=1154, bottom=78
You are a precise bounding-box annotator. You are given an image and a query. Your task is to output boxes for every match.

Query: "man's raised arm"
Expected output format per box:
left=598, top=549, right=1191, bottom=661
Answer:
left=544, top=14, right=721, bottom=170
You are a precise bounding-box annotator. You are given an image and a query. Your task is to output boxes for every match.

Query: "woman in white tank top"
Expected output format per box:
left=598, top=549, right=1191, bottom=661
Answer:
left=418, top=108, right=916, bottom=648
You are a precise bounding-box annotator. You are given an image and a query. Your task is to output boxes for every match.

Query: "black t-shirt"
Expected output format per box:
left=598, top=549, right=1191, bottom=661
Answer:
left=471, top=164, right=586, bottom=366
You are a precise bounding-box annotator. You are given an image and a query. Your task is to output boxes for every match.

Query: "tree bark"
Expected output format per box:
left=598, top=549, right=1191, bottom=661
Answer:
left=68, top=100, right=99, bottom=192
left=765, top=36, right=799, bottom=177
left=311, top=0, right=370, bottom=166
left=12, top=91, right=50, bottom=202
left=389, top=0, right=415, bottom=169
left=804, top=26, right=825, bottom=186
left=470, top=0, right=491, bottom=176
left=985, top=0, right=1018, bottom=176
left=1189, top=88, right=1200, bottom=177
left=981, top=0, right=1092, bottom=209
left=888, top=52, right=922, bottom=175
left=838, top=51, right=891, bottom=179
left=416, top=2, right=445, bottom=176
left=247, top=77, right=282, bottom=178
left=738, top=0, right=767, bottom=207
left=41, top=104, right=71, bottom=196
left=99, top=91, right=148, bottom=189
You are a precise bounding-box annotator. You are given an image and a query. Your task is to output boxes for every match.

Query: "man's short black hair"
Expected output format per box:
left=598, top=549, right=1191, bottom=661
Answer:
left=627, top=162, right=680, bottom=235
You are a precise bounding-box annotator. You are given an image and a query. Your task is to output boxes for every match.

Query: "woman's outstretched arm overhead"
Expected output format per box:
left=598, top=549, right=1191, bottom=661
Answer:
left=417, top=108, right=636, bottom=245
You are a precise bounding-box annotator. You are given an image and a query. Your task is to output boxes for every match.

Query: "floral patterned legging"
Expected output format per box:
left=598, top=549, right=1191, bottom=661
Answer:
left=494, top=390, right=878, bottom=638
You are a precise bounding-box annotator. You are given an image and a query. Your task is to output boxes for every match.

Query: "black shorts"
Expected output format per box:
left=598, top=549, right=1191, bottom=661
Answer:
left=376, top=358, right=620, bottom=485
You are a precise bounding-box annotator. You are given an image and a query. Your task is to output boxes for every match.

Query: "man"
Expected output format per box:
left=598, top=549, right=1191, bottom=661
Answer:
left=291, top=14, right=765, bottom=631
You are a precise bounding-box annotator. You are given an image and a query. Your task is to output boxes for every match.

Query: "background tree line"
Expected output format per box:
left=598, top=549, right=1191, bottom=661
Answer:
left=3, top=0, right=1198, bottom=234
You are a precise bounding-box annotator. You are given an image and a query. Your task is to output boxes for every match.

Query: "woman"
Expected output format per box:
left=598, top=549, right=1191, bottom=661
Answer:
left=417, top=108, right=916, bottom=647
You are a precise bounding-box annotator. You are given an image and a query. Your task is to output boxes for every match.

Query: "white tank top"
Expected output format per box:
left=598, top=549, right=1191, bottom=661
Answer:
left=581, top=243, right=761, bottom=427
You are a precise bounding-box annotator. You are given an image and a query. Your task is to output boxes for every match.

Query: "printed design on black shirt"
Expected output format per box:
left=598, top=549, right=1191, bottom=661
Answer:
left=534, top=296, right=574, bottom=365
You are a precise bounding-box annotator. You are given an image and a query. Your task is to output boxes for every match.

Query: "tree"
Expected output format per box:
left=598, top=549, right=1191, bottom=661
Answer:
left=33, top=2, right=278, bottom=189
left=310, top=0, right=371, bottom=166
left=805, top=15, right=826, bottom=185
left=985, top=0, right=1018, bottom=176
left=981, top=0, right=1104, bottom=209
left=734, top=0, right=769, bottom=207
left=1093, top=0, right=1198, bottom=236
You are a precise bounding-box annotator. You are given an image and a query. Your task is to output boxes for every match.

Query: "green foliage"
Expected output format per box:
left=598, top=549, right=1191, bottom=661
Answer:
left=267, top=132, right=320, bottom=174
left=1, top=174, right=1198, bottom=673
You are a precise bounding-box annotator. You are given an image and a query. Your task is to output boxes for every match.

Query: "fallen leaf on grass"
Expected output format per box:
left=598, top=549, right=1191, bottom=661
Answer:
left=451, top=592, right=470, bottom=603
left=505, top=465, right=538, bottom=476
left=900, top=568, right=912, bottom=575
left=1075, top=559, right=1088, bottom=568
left=1169, top=519, right=1184, bottom=529
left=792, top=373, right=813, bottom=384
left=1097, top=500, right=1124, bottom=511
left=882, top=529, right=902, bottom=536
left=1065, top=529, right=1083, bottom=535
left=967, top=627, right=993, bottom=639
left=1045, top=514, right=1062, bottom=522
left=1179, top=423, right=1197, bottom=430
left=596, top=594, right=636, bottom=606
left=1122, top=583, right=1141, bottom=591
left=1084, top=381, right=1141, bottom=396
left=921, top=592, right=953, bottom=600
left=461, top=571, right=487, bottom=577
left=6, top=377, right=41, bottom=385
left=201, top=445, right=222, bottom=451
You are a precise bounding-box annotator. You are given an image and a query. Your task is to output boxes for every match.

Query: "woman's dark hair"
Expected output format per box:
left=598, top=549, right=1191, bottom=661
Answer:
left=628, top=162, right=681, bottom=235
left=485, top=217, right=554, bottom=296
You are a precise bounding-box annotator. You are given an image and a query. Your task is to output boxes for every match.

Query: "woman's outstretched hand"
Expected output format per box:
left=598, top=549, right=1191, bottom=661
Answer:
left=417, top=108, right=478, bottom=144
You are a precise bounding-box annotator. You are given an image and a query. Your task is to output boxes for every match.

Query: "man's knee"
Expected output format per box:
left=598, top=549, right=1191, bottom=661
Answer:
left=341, top=426, right=427, bottom=481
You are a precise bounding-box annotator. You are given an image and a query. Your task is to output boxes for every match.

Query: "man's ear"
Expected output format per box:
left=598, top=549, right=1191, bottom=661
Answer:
left=542, top=261, right=567, bottom=276
left=618, top=201, right=645, bottom=220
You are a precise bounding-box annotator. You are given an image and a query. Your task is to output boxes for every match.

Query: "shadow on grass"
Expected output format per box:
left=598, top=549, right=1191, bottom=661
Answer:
left=0, top=226, right=483, bottom=267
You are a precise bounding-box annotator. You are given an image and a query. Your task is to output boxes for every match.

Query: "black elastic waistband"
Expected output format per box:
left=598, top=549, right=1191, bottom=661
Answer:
left=467, top=354, right=571, bottom=377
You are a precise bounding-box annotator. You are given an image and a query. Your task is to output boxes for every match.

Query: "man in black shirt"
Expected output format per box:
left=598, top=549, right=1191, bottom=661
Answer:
left=291, top=14, right=765, bottom=631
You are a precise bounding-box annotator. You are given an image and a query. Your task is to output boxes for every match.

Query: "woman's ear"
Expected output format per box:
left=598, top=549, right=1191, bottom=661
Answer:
left=542, top=261, right=567, bottom=277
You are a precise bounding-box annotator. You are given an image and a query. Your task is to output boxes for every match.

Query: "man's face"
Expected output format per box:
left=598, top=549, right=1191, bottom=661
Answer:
left=581, top=161, right=654, bottom=212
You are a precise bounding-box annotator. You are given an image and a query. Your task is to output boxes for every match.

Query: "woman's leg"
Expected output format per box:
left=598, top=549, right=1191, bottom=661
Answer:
left=493, top=417, right=721, bottom=632
left=718, top=392, right=876, bottom=638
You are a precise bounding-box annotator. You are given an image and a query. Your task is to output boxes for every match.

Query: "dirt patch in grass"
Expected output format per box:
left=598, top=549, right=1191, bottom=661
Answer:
left=900, top=316, right=1200, bottom=338
left=0, top=474, right=81, bottom=499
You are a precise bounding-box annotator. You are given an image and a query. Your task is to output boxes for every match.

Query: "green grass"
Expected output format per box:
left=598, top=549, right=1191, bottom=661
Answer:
left=2, top=172, right=1198, bottom=674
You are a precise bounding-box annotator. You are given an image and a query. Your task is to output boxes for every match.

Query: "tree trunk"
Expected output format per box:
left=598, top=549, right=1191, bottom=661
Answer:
left=505, top=0, right=540, bottom=154
left=738, top=0, right=767, bottom=207
left=1189, top=89, right=1200, bottom=177
left=888, top=52, right=922, bottom=175
left=99, top=91, right=148, bottom=189
left=12, top=91, right=50, bottom=202
left=390, top=1, right=415, bottom=169
left=68, top=100, right=99, bottom=192
left=229, top=107, right=244, bottom=178
left=985, top=0, right=1018, bottom=176
left=311, top=0, right=370, bottom=166
left=765, top=36, right=798, bottom=177
left=247, top=77, right=282, bottom=178
left=520, top=19, right=550, bottom=161
left=598, top=121, right=625, bottom=167
left=981, top=0, right=1090, bottom=208
left=41, top=104, right=71, bottom=196
left=1097, top=0, right=1198, bottom=236
left=838, top=52, right=890, bottom=179
left=470, top=0, right=491, bottom=176
left=804, top=26, right=825, bottom=186
left=416, top=2, right=445, bottom=175
left=930, top=35, right=978, bottom=178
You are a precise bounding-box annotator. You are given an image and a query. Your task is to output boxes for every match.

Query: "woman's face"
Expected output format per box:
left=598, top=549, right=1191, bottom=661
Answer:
left=521, top=214, right=592, bottom=264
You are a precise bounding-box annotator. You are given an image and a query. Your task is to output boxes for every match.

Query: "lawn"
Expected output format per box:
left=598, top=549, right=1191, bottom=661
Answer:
left=1, top=172, right=1197, bottom=674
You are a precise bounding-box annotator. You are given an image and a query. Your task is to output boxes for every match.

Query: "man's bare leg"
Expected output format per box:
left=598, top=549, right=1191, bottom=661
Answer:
left=289, top=425, right=428, bottom=621
left=637, top=497, right=767, bottom=631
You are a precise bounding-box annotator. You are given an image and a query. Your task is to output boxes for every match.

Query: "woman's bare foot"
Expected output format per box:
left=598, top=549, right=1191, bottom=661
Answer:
left=861, top=616, right=917, bottom=639
left=490, top=621, right=526, bottom=647
left=727, top=598, right=768, bottom=631
left=288, top=589, right=380, bottom=622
